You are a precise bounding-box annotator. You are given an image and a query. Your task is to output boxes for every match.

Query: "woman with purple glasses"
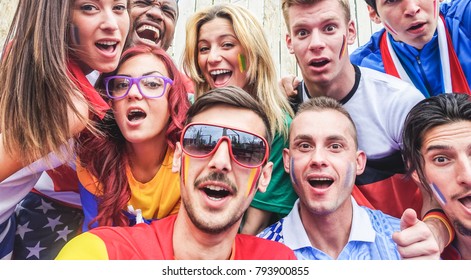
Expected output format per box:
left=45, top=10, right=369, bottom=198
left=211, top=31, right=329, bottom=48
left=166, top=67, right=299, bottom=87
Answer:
left=76, top=45, right=190, bottom=230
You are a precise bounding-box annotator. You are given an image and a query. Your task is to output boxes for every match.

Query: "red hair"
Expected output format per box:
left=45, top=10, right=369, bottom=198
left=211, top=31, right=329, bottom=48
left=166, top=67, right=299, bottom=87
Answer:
left=78, top=45, right=190, bottom=228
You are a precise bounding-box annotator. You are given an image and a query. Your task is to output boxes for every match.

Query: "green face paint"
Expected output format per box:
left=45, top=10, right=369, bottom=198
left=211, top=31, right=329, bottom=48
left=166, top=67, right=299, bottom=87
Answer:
left=238, top=53, right=246, bottom=72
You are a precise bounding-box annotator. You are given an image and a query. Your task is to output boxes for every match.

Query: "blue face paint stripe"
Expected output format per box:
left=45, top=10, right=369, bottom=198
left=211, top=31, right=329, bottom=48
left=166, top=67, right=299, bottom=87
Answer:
left=431, top=182, right=447, bottom=205
left=290, top=158, right=300, bottom=187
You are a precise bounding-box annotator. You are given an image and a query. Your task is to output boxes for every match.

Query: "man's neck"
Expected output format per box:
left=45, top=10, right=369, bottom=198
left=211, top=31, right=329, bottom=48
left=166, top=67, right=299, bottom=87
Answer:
left=298, top=199, right=353, bottom=259
left=172, top=209, right=238, bottom=260
left=303, top=62, right=356, bottom=102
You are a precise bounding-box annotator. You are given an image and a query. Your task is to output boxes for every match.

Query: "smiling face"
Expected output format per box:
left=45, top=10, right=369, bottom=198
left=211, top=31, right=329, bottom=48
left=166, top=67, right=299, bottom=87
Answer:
left=371, top=0, right=440, bottom=49
left=173, top=106, right=272, bottom=234
left=286, top=1, right=356, bottom=87
left=71, top=0, right=130, bottom=74
left=111, top=53, right=170, bottom=146
left=283, top=109, right=365, bottom=216
left=420, top=121, right=471, bottom=237
left=130, top=0, right=178, bottom=50
left=197, top=17, right=249, bottom=91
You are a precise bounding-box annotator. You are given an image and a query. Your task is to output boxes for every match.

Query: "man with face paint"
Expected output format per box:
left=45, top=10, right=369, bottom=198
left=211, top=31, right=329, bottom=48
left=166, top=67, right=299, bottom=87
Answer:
left=279, top=0, right=450, bottom=257
left=259, top=96, right=438, bottom=259
left=402, top=93, right=471, bottom=260
left=351, top=0, right=471, bottom=98
left=55, top=86, right=296, bottom=260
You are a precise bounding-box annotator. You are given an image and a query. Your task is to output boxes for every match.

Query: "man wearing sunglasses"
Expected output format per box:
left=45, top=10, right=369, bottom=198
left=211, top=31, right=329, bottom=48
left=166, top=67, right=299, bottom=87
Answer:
left=56, top=86, right=296, bottom=260
left=259, top=96, right=439, bottom=260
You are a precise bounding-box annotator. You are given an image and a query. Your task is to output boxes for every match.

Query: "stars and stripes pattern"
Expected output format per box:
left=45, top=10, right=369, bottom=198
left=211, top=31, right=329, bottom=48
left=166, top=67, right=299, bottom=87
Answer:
left=13, top=192, right=83, bottom=260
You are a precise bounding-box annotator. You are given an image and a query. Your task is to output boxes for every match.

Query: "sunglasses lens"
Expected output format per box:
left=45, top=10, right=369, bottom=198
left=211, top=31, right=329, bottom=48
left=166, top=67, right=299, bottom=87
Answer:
left=182, top=124, right=267, bottom=167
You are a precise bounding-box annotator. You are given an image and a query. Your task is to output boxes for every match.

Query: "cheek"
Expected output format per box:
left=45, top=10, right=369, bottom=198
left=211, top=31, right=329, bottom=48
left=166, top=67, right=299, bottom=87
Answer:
left=289, top=158, right=301, bottom=187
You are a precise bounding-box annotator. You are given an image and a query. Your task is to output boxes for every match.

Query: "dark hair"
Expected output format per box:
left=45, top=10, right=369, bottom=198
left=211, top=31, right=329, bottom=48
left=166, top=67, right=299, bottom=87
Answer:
left=364, top=0, right=377, bottom=13
left=186, top=86, right=273, bottom=145
left=78, top=45, right=190, bottom=228
left=402, top=93, right=471, bottom=193
left=297, top=96, right=358, bottom=148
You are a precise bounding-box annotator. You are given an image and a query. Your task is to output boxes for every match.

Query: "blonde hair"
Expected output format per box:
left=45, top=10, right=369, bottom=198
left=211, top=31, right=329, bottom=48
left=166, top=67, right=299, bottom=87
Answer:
left=182, top=4, right=294, bottom=137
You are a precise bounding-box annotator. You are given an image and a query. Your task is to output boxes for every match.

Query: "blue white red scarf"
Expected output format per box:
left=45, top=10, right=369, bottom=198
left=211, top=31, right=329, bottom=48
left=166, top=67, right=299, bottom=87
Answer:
left=380, top=15, right=470, bottom=96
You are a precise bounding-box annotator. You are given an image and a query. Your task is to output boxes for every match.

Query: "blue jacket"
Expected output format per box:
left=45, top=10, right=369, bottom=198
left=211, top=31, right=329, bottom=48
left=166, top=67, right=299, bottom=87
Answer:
left=351, top=0, right=471, bottom=97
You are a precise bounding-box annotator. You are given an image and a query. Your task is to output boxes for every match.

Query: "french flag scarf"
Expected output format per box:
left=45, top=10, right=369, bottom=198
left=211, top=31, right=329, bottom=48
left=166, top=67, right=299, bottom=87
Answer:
left=380, top=15, right=470, bottom=96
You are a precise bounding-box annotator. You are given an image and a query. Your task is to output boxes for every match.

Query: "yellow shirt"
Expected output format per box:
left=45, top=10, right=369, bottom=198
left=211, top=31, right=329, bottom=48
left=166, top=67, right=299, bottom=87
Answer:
left=77, top=148, right=180, bottom=221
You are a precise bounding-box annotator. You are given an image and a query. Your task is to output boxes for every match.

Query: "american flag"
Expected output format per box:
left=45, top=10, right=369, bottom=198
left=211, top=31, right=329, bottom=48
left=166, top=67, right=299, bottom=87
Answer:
left=13, top=192, right=83, bottom=260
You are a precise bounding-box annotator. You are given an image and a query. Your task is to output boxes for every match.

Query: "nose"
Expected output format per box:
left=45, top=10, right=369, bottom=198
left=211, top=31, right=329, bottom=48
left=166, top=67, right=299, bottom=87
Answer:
left=208, top=48, right=223, bottom=64
left=207, top=140, right=232, bottom=172
left=100, top=10, right=119, bottom=31
left=403, top=0, right=421, bottom=17
left=126, top=82, right=144, bottom=100
left=146, top=4, right=165, bottom=22
left=309, top=148, right=328, bottom=168
left=456, top=156, right=471, bottom=186
left=308, top=29, right=325, bottom=52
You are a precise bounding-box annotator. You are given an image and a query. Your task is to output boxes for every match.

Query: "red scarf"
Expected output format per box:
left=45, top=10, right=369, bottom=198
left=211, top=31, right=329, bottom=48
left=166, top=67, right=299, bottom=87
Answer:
left=380, top=15, right=470, bottom=95
left=67, top=60, right=110, bottom=119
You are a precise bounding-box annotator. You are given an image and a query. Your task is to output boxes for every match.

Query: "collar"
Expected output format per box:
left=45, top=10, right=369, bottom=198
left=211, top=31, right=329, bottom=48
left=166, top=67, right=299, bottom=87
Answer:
left=281, top=197, right=376, bottom=250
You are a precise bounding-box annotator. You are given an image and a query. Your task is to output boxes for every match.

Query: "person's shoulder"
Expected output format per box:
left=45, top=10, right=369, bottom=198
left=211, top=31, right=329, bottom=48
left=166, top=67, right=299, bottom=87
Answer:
left=440, top=0, right=471, bottom=17
left=350, top=29, right=385, bottom=68
left=358, top=66, right=422, bottom=95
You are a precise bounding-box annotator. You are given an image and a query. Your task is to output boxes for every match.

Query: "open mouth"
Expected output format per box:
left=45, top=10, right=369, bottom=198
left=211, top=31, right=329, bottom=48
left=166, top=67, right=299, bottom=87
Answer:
left=96, top=41, right=117, bottom=52
left=210, top=69, right=232, bottom=86
left=458, top=196, right=471, bottom=209
left=309, top=60, right=329, bottom=68
left=136, top=25, right=161, bottom=45
left=308, top=178, right=334, bottom=189
left=127, top=109, right=147, bottom=122
left=202, top=185, right=231, bottom=201
left=408, top=23, right=425, bottom=31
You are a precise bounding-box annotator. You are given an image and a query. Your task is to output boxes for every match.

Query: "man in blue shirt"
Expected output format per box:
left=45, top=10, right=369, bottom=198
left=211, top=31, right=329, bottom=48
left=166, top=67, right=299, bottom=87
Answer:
left=351, top=0, right=471, bottom=97
left=258, top=96, right=438, bottom=260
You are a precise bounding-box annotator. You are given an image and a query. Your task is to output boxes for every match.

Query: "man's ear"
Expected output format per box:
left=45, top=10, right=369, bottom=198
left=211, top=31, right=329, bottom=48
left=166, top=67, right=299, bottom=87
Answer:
left=282, top=148, right=291, bottom=173
left=356, top=150, right=367, bottom=176
left=286, top=33, right=294, bottom=54
left=256, top=162, right=273, bottom=193
left=347, top=20, right=357, bottom=45
left=368, top=5, right=382, bottom=24
left=172, top=142, right=182, bottom=173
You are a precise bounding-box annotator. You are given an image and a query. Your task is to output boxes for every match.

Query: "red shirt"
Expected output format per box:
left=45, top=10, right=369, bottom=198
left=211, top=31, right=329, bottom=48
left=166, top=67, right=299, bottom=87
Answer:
left=91, top=215, right=296, bottom=260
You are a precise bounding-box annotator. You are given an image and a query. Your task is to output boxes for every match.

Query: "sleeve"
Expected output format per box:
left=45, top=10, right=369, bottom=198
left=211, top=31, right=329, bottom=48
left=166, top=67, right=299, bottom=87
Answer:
left=55, top=232, right=109, bottom=260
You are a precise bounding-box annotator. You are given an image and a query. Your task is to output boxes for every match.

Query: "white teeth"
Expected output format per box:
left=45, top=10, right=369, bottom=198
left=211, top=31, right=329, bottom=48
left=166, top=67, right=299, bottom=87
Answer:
left=208, top=196, right=222, bottom=201
left=137, top=25, right=160, bottom=40
left=210, top=69, right=231, bottom=76
left=206, top=186, right=225, bottom=191
left=97, top=41, right=117, bottom=46
left=310, top=178, right=331, bottom=181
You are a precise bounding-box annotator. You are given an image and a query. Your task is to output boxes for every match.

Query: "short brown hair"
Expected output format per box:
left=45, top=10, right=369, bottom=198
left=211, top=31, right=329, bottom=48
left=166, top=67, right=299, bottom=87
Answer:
left=281, top=0, right=351, bottom=32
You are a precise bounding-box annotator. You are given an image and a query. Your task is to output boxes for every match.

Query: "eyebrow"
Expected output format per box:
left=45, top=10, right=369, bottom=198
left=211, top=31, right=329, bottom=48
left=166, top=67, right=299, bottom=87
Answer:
left=425, top=145, right=452, bottom=153
left=116, top=70, right=166, bottom=77
left=293, top=134, right=347, bottom=142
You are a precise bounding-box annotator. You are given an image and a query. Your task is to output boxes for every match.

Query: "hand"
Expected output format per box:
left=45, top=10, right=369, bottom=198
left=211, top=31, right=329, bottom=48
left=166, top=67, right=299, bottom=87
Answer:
left=279, top=74, right=301, bottom=98
left=392, top=208, right=440, bottom=259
